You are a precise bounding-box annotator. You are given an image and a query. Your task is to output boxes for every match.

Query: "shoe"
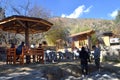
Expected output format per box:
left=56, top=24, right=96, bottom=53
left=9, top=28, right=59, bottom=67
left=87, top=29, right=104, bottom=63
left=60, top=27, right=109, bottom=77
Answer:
left=85, top=75, right=88, bottom=77
left=98, top=68, right=100, bottom=72
left=82, top=75, right=84, bottom=77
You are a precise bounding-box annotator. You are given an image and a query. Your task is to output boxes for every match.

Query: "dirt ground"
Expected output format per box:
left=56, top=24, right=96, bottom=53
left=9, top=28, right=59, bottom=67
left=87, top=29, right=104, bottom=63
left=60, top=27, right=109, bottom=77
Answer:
left=0, top=61, right=120, bottom=80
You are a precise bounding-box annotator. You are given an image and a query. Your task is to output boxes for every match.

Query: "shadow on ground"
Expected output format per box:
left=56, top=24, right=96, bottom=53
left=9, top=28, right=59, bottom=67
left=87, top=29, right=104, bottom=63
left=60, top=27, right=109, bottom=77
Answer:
left=0, top=61, right=120, bottom=80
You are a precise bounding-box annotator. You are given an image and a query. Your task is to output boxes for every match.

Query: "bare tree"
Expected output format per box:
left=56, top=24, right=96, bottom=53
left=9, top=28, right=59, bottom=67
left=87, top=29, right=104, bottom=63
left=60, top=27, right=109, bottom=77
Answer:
left=10, top=0, right=30, bottom=15
left=0, top=0, right=52, bottom=46
left=28, top=5, right=51, bottom=19
left=0, top=7, right=5, bottom=20
left=9, top=0, right=51, bottom=45
left=113, top=10, right=120, bottom=35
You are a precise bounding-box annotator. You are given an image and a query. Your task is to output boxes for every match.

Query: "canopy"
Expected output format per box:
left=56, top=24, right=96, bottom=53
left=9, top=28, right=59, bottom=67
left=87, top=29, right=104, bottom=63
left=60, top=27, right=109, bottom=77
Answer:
left=0, top=15, right=53, bottom=46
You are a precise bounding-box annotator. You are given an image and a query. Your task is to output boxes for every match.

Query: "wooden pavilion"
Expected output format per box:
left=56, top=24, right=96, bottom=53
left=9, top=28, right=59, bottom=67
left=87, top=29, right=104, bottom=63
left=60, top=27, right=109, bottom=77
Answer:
left=0, top=15, right=53, bottom=46
left=0, top=15, right=53, bottom=64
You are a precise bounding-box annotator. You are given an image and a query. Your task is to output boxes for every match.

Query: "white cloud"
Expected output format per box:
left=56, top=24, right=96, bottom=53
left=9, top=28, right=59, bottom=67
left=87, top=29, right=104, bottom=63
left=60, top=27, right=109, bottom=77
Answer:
left=109, top=9, right=118, bottom=18
left=84, top=6, right=93, bottom=13
left=61, top=5, right=85, bottom=18
left=67, top=5, right=85, bottom=18
left=61, top=5, right=92, bottom=18
left=61, top=14, right=66, bottom=18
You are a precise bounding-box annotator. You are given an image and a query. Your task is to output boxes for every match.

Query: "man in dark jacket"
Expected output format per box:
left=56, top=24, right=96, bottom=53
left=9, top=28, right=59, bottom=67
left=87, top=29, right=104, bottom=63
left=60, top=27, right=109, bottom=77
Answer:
left=92, top=45, right=101, bottom=71
left=16, top=42, right=25, bottom=60
left=16, top=42, right=25, bottom=55
left=79, top=47, right=90, bottom=76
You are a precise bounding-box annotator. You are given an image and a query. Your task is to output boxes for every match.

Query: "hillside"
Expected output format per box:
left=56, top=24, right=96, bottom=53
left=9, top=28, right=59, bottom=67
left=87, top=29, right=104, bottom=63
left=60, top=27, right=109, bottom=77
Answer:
left=50, top=17, right=115, bottom=34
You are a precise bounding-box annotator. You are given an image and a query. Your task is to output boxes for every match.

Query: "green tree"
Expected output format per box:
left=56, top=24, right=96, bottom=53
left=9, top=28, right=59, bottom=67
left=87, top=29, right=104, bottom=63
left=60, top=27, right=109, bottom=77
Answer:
left=91, top=34, right=97, bottom=45
left=46, top=19, right=70, bottom=46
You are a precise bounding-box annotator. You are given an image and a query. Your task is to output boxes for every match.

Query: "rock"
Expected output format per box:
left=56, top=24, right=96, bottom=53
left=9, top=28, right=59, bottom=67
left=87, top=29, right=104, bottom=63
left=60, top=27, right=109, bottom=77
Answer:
left=41, top=66, right=64, bottom=80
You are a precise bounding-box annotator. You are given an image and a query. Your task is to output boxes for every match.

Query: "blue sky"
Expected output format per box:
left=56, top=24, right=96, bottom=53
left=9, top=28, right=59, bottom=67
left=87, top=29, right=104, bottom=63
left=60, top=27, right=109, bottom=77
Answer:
left=1, top=0, right=120, bottom=20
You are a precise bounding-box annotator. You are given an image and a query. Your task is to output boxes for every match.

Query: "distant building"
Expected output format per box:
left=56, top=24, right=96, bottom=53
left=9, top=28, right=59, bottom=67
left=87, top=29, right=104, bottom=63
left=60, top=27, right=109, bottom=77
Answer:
left=56, top=29, right=95, bottom=52
left=102, top=31, right=120, bottom=50
left=69, top=29, right=95, bottom=50
left=101, top=31, right=120, bottom=61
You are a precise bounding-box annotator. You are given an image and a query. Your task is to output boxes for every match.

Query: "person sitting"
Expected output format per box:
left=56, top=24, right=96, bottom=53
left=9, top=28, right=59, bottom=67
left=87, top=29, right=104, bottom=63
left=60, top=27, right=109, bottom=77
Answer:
left=16, top=42, right=25, bottom=60
left=36, top=43, right=44, bottom=63
left=38, top=43, right=42, bottom=48
left=10, top=43, right=15, bottom=48
left=37, top=43, right=44, bottom=53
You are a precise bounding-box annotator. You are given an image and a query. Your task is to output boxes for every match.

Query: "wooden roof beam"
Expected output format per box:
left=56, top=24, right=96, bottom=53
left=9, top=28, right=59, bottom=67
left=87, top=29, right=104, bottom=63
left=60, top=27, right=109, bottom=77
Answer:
left=16, top=20, right=26, bottom=28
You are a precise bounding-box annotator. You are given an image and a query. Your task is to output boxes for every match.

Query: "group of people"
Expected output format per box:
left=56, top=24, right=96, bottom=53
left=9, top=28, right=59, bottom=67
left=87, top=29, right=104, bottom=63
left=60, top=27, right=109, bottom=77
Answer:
left=10, top=42, right=101, bottom=75
left=78, top=45, right=101, bottom=76
left=10, top=42, right=44, bottom=61
left=11, top=42, right=25, bottom=54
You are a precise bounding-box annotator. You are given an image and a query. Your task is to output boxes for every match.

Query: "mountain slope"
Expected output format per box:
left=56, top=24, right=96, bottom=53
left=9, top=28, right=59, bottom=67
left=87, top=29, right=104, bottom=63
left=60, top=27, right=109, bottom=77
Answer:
left=50, top=17, right=115, bottom=34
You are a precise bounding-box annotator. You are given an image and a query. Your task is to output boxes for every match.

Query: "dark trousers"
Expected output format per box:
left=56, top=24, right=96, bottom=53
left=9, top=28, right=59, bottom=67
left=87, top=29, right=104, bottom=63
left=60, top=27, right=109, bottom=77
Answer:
left=81, top=60, right=88, bottom=75
left=95, top=58, right=100, bottom=69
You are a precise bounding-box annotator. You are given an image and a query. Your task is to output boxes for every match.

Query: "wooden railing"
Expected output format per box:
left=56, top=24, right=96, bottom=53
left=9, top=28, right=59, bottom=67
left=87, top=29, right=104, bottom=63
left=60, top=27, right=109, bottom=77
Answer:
left=6, top=47, right=44, bottom=65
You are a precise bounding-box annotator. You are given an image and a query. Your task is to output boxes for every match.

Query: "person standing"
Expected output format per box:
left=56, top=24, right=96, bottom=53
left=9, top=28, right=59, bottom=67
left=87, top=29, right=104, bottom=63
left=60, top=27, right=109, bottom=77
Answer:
left=92, top=45, right=101, bottom=71
left=79, top=47, right=90, bottom=76
left=16, top=42, right=25, bottom=55
left=16, top=42, right=25, bottom=60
